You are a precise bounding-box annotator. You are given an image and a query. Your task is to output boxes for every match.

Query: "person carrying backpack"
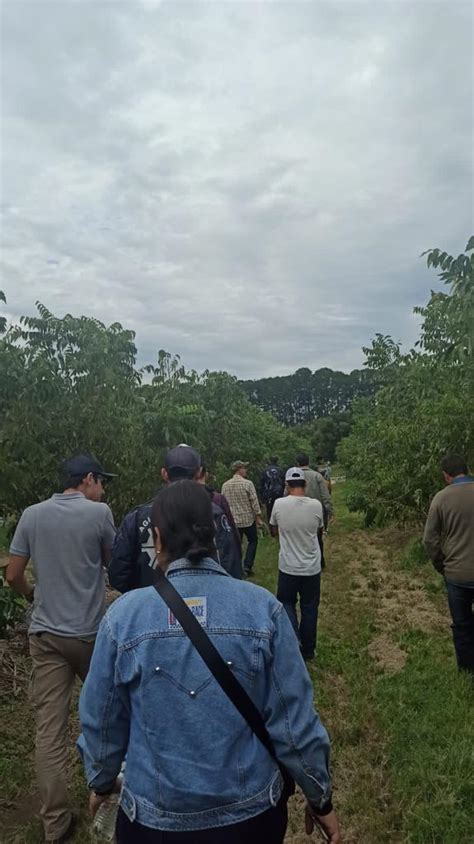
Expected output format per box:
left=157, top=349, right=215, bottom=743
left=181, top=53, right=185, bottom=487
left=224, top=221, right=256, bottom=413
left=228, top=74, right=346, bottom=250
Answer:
left=259, top=457, right=285, bottom=521
left=109, top=445, right=242, bottom=590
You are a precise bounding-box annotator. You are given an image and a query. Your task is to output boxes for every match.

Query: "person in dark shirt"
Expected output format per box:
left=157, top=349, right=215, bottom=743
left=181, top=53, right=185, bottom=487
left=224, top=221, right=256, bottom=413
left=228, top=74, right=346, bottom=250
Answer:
left=109, top=445, right=242, bottom=591
left=259, top=457, right=285, bottom=521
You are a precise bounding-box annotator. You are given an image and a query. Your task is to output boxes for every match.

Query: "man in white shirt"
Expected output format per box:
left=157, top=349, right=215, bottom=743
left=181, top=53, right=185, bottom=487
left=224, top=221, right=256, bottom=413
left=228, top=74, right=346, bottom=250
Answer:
left=270, top=467, right=323, bottom=662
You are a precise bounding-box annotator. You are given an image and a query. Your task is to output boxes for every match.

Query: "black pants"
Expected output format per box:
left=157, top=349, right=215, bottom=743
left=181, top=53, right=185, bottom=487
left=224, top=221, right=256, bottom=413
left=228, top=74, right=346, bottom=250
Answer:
left=277, top=571, right=321, bottom=658
left=317, top=528, right=325, bottom=569
left=116, top=799, right=288, bottom=843
left=238, top=522, right=258, bottom=572
left=265, top=499, right=276, bottom=522
left=446, top=581, right=474, bottom=673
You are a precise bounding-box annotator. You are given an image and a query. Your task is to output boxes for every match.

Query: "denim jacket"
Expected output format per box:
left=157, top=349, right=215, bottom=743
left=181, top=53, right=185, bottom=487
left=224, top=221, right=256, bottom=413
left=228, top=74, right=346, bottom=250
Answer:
left=78, top=558, right=331, bottom=832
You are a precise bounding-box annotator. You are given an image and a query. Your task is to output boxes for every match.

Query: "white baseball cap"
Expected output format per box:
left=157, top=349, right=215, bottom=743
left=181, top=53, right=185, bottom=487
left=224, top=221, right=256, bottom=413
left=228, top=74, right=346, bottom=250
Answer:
left=285, top=467, right=306, bottom=482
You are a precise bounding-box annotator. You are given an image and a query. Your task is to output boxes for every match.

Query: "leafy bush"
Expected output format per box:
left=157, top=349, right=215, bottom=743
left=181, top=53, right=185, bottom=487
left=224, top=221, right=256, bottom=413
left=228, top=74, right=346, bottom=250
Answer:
left=0, top=576, right=26, bottom=638
left=339, top=237, right=474, bottom=525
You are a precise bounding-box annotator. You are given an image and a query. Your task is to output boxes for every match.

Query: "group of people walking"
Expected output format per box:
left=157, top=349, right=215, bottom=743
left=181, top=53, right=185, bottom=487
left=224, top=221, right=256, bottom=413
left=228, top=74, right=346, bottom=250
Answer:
left=6, top=446, right=340, bottom=844
left=6, top=445, right=472, bottom=843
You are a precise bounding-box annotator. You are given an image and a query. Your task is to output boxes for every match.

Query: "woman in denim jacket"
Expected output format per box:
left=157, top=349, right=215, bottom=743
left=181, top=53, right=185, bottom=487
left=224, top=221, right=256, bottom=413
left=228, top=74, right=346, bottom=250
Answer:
left=79, top=481, right=341, bottom=843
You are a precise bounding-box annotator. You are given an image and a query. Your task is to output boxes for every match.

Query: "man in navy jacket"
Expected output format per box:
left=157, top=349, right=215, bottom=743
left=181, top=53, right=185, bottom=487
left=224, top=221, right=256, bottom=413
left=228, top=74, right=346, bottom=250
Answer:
left=109, top=445, right=242, bottom=592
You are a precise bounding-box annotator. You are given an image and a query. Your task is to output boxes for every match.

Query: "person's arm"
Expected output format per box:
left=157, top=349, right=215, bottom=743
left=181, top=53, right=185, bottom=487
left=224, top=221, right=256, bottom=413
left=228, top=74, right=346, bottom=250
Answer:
left=269, top=504, right=279, bottom=539
left=101, top=505, right=116, bottom=567
left=6, top=512, right=34, bottom=601
left=264, top=604, right=332, bottom=809
left=78, top=612, right=130, bottom=795
left=317, top=474, right=332, bottom=519
left=218, top=493, right=241, bottom=548
left=107, top=510, right=139, bottom=593
left=423, top=499, right=445, bottom=572
left=6, top=555, right=34, bottom=602
left=248, top=481, right=262, bottom=524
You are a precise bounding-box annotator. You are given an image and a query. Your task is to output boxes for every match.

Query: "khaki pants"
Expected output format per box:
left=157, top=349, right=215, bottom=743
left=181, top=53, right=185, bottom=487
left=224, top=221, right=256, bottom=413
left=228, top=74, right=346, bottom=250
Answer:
left=29, top=632, right=95, bottom=841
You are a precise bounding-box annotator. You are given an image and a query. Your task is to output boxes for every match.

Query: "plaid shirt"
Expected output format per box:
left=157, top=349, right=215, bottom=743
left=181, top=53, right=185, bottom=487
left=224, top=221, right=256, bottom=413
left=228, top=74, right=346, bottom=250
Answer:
left=221, top=474, right=261, bottom=528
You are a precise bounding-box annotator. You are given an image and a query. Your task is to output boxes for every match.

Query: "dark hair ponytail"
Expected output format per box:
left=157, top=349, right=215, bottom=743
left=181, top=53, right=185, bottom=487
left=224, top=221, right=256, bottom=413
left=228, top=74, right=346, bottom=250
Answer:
left=151, top=480, right=215, bottom=564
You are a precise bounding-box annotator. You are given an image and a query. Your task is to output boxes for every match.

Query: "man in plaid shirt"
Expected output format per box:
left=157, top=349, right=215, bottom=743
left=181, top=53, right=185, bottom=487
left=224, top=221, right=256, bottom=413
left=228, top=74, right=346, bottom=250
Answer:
left=222, top=461, right=263, bottom=576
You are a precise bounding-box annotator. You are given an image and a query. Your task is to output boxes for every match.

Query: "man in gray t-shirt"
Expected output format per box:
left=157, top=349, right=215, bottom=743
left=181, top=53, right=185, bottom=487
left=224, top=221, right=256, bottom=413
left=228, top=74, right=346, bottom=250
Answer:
left=7, top=454, right=116, bottom=843
left=270, top=467, right=323, bottom=662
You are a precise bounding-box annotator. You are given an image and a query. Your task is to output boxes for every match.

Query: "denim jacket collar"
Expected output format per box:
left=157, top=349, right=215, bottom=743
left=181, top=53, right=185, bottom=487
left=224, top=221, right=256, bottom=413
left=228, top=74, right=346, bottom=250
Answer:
left=166, top=556, right=229, bottom=577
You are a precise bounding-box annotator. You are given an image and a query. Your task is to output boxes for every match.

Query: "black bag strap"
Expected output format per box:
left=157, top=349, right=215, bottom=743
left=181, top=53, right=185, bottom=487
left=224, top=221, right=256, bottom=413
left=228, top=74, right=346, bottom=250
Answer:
left=153, top=571, right=278, bottom=765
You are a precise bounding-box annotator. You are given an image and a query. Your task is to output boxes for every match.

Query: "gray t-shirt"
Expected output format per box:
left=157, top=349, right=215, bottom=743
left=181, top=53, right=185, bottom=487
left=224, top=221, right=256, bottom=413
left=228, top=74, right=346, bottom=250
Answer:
left=10, top=493, right=116, bottom=637
left=270, top=495, right=323, bottom=576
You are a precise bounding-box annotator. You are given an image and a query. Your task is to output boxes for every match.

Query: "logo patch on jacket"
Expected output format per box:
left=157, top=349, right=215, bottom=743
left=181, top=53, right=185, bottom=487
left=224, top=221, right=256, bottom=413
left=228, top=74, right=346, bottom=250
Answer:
left=168, top=597, right=207, bottom=629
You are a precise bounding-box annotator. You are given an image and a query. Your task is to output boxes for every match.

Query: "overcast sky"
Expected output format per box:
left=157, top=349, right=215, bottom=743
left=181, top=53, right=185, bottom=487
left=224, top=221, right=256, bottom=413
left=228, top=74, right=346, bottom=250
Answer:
left=1, top=0, right=472, bottom=378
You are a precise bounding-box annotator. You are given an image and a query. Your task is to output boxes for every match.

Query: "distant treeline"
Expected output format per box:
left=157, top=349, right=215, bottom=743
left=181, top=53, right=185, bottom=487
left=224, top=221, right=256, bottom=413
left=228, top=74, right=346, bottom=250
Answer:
left=241, top=367, right=375, bottom=426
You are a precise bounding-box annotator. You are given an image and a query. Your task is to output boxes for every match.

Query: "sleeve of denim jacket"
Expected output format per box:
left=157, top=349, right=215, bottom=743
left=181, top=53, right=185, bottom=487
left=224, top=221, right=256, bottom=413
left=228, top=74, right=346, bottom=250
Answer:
left=263, top=604, right=332, bottom=809
left=108, top=508, right=140, bottom=592
left=77, top=613, right=130, bottom=793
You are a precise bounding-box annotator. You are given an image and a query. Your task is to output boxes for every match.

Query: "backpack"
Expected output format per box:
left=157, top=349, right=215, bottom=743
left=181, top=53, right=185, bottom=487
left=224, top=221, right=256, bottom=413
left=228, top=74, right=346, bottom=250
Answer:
left=262, top=466, right=284, bottom=501
left=211, top=500, right=243, bottom=579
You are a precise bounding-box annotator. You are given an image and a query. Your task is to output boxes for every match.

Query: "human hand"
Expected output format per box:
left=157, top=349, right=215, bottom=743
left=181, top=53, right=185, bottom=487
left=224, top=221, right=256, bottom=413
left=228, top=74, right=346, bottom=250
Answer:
left=89, top=778, right=122, bottom=818
left=89, top=792, right=110, bottom=819
left=305, top=803, right=341, bottom=842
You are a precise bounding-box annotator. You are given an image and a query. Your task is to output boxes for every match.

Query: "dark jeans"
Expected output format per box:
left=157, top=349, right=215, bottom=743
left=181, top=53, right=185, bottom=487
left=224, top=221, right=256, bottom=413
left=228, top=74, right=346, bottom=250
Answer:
left=265, top=499, right=276, bottom=522
left=446, top=581, right=474, bottom=673
left=238, top=522, right=258, bottom=572
left=317, top=528, right=325, bottom=570
left=116, top=798, right=288, bottom=843
left=277, top=571, right=321, bottom=658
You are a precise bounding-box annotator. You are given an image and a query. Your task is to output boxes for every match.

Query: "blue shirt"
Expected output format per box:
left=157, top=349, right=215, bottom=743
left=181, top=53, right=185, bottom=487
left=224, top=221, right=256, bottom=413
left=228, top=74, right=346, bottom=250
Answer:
left=78, top=557, right=331, bottom=831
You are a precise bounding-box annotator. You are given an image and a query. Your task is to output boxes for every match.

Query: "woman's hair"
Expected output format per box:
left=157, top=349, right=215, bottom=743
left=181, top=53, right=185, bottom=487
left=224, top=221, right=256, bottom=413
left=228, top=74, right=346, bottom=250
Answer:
left=151, top=480, right=216, bottom=564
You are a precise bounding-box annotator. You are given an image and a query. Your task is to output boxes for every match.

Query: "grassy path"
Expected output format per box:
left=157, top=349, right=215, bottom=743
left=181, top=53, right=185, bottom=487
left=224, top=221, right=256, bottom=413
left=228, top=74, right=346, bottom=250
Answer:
left=256, top=487, right=474, bottom=843
left=1, top=487, right=473, bottom=842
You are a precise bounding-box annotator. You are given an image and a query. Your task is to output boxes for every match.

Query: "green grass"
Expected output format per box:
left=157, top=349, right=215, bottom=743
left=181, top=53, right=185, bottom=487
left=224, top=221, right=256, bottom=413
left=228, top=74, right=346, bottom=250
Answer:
left=376, top=631, right=474, bottom=843
left=257, top=485, right=474, bottom=842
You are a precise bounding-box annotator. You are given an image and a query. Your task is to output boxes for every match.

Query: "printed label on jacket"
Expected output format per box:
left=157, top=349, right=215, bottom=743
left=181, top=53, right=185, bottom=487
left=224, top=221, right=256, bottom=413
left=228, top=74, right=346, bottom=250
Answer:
left=168, top=597, right=207, bottom=629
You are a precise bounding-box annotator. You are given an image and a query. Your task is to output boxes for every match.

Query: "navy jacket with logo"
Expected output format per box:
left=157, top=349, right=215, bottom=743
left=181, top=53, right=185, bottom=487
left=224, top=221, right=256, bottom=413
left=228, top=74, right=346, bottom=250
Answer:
left=109, top=495, right=242, bottom=593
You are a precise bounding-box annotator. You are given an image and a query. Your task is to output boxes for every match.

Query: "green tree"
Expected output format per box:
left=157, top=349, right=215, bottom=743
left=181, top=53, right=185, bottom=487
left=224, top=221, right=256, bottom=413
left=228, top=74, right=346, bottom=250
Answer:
left=339, top=237, right=474, bottom=525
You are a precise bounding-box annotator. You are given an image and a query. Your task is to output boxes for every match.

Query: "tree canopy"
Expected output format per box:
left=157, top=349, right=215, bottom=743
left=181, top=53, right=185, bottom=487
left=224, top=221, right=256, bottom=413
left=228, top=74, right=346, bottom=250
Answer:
left=339, top=237, right=474, bottom=525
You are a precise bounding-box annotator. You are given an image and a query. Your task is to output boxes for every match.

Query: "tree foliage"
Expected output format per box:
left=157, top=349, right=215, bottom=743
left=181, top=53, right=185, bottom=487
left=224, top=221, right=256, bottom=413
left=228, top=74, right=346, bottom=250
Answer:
left=241, top=366, right=374, bottom=425
left=339, top=237, right=474, bottom=525
left=0, top=305, right=308, bottom=523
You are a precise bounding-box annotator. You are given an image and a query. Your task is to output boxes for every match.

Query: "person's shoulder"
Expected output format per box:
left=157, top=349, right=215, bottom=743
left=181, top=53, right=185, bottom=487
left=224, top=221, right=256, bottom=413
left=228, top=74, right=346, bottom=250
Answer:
left=105, top=586, right=156, bottom=629
left=230, top=578, right=281, bottom=614
left=20, top=500, right=44, bottom=516
left=443, top=481, right=474, bottom=499
left=82, top=499, right=112, bottom=517
left=430, top=486, right=450, bottom=506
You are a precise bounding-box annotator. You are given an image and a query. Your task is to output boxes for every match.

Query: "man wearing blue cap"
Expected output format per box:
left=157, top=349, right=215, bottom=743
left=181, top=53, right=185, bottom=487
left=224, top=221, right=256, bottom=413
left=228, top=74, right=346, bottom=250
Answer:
left=7, top=454, right=116, bottom=843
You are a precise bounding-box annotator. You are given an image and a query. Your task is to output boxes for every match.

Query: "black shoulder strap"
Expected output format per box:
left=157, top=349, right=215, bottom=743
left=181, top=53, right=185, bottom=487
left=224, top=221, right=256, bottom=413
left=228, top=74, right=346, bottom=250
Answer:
left=153, top=572, right=277, bottom=762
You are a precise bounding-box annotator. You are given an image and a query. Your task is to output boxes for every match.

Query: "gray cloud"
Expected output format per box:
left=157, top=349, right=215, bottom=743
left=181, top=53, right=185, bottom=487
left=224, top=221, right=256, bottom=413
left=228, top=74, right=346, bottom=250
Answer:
left=1, top=0, right=472, bottom=378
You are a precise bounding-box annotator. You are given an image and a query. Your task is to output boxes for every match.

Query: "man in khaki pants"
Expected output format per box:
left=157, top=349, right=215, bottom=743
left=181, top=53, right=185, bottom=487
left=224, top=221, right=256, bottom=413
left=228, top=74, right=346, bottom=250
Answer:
left=7, top=454, right=116, bottom=843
